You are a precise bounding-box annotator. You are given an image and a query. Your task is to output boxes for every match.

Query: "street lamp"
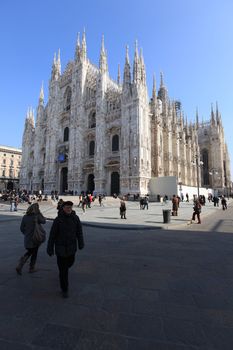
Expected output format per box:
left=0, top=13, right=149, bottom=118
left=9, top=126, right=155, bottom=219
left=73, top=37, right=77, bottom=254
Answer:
left=195, top=156, right=204, bottom=198
left=192, top=154, right=203, bottom=198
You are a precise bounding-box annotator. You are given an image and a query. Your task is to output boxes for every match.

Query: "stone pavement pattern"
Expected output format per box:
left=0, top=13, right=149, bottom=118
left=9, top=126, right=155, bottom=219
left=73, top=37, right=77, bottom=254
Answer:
left=0, top=200, right=233, bottom=349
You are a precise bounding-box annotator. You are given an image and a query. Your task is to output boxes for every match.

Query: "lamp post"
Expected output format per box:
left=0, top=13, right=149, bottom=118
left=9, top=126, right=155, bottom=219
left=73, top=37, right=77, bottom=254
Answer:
left=193, top=154, right=203, bottom=198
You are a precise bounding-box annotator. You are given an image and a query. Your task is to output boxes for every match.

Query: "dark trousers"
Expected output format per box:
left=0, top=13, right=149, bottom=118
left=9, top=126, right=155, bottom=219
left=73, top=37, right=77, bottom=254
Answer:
left=192, top=211, right=201, bottom=223
left=24, top=247, right=39, bottom=267
left=57, top=255, right=75, bottom=292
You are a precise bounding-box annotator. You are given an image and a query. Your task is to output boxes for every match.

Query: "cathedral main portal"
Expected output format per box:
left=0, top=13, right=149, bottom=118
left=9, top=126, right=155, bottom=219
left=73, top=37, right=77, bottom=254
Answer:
left=111, top=172, right=120, bottom=195
left=87, top=174, right=95, bottom=193
left=60, top=167, right=68, bottom=194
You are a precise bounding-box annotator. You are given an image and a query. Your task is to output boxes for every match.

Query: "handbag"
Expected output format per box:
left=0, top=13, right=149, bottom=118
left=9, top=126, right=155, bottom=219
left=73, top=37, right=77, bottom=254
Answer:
left=32, top=216, right=46, bottom=245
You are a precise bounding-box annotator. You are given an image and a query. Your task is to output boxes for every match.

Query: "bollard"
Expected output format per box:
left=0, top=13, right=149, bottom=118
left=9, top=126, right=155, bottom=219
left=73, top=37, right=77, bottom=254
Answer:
left=163, top=209, right=171, bottom=223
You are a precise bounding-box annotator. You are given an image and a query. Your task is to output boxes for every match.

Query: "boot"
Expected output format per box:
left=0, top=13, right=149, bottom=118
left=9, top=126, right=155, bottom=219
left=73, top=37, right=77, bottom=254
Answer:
left=29, top=265, right=38, bottom=273
left=16, top=256, right=27, bottom=275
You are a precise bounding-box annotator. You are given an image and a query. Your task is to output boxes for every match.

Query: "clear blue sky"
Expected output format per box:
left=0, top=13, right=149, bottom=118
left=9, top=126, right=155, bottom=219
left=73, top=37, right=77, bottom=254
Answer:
left=1, top=0, right=233, bottom=176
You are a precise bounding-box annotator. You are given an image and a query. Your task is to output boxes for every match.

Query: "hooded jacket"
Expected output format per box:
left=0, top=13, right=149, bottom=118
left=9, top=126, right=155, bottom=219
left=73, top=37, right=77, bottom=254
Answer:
left=20, top=213, right=46, bottom=248
left=47, top=210, right=84, bottom=257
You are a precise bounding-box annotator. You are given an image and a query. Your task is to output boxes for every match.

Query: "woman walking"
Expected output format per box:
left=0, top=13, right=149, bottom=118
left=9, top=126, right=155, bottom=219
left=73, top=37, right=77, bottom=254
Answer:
left=191, top=199, right=202, bottom=224
left=16, top=203, right=46, bottom=275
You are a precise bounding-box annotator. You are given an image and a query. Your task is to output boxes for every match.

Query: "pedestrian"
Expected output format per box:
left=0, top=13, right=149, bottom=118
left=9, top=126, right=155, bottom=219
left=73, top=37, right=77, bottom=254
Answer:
left=14, top=195, right=19, bottom=211
left=221, top=196, right=227, bottom=210
left=144, top=196, right=149, bottom=210
left=16, top=203, right=46, bottom=275
left=99, top=194, right=103, bottom=206
left=120, top=198, right=127, bottom=219
left=10, top=195, right=15, bottom=211
left=78, top=194, right=83, bottom=207
left=139, top=197, right=144, bottom=210
left=57, top=199, right=64, bottom=213
left=47, top=201, right=84, bottom=298
left=172, top=195, right=179, bottom=216
left=81, top=197, right=87, bottom=213
left=191, top=200, right=202, bottom=224
left=186, top=193, right=189, bottom=202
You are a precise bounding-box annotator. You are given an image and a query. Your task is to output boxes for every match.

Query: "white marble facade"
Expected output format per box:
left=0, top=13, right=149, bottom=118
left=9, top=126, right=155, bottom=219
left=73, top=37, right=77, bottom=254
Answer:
left=20, top=32, right=231, bottom=195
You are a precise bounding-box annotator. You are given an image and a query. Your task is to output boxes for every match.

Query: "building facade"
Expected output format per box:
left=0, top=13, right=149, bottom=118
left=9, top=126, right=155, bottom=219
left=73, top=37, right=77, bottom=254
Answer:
left=20, top=32, right=231, bottom=195
left=0, top=145, right=22, bottom=191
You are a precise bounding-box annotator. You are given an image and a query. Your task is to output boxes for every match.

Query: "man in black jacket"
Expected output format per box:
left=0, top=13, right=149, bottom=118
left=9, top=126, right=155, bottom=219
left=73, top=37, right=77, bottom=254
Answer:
left=47, top=201, right=84, bottom=298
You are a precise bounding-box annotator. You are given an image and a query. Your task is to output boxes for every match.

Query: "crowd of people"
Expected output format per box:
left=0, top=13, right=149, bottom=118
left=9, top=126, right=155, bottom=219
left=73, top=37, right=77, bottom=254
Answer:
left=0, top=187, right=230, bottom=299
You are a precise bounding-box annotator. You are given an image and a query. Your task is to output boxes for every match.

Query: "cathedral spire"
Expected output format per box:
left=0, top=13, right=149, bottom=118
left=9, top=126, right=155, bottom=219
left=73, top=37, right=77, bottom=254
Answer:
left=196, top=107, right=199, bottom=129
left=158, top=71, right=168, bottom=103
left=123, top=45, right=131, bottom=86
left=172, top=101, right=177, bottom=124
left=51, top=50, right=61, bottom=80
left=99, top=34, right=108, bottom=73
left=185, top=115, right=188, bottom=130
left=152, top=74, right=156, bottom=101
left=39, top=81, right=44, bottom=105
left=140, top=47, right=146, bottom=85
left=101, top=34, right=105, bottom=54
left=57, top=48, right=61, bottom=74
left=81, top=28, right=87, bottom=61
left=216, top=101, right=220, bottom=125
left=53, top=52, right=56, bottom=65
left=117, top=63, right=121, bottom=84
left=27, top=107, right=35, bottom=127
left=160, top=71, right=164, bottom=87
left=75, top=32, right=81, bottom=62
left=211, top=103, right=216, bottom=125
left=126, top=44, right=130, bottom=65
left=133, top=40, right=141, bottom=84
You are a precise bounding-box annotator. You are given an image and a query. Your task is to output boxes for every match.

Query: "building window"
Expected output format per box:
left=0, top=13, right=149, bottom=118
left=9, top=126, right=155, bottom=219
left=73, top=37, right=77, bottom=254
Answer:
left=89, top=141, right=95, bottom=157
left=3, top=159, right=6, bottom=164
left=112, top=134, right=119, bottom=152
left=2, top=170, right=5, bottom=176
left=64, top=86, right=72, bottom=111
left=63, top=127, right=69, bottom=142
left=89, top=112, right=96, bottom=128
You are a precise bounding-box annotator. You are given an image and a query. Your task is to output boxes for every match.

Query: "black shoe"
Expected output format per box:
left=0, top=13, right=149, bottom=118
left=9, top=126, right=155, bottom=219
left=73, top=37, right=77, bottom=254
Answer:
left=61, top=290, right=69, bottom=298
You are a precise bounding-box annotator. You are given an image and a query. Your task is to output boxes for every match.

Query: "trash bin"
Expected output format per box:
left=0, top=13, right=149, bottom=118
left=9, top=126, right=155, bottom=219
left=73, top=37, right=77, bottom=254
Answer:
left=163, top=209, right=171, bottom=223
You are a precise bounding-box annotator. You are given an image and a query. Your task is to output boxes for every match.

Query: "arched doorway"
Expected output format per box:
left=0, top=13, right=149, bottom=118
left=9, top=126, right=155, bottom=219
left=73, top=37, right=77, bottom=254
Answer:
left=7, top=181, right=13, bottom=191
left=111, top=172, right=120, bottom=195
left=60, top=167, right=68, bottom=194
left=87, top=174, right=95, bottom=193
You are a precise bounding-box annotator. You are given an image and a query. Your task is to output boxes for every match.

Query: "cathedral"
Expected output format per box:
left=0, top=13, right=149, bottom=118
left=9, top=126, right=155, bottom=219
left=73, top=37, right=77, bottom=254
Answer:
left=20, top=31, right=231, bottom=196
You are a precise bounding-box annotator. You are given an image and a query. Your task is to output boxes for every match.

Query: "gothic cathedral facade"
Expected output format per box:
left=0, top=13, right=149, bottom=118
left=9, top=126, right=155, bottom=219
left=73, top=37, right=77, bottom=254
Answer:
left=20, top=32, right=231, bottom=195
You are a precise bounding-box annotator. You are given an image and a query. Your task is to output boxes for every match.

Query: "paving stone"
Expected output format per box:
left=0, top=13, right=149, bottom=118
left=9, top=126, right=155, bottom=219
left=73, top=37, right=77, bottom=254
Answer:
left=193, top=293, right=230, bottom=310
left=159, top=289, right=196, bottom=306
left=203, top=325, right=233, bottom=350
left=0, top=339, right=33, bottom=350
left=116, top=313, right=165, bottom=340
left=163, top=318, right=210, bottom=347
left=77, top=330, right=128, bottom=350
left=127, top=338, right=199, bottom=350
left=32, top=323, right=82, bottom=349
